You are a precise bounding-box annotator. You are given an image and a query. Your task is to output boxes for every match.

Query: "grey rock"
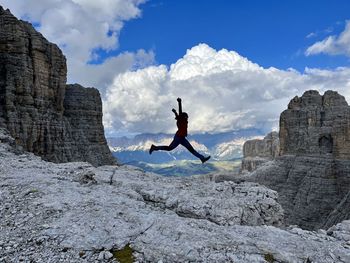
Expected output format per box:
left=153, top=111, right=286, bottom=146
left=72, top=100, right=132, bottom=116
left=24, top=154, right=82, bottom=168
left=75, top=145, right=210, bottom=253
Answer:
left=246, top=155, right=350, bottom=230
left=98, top=252, right=105, bottom=261
left=241, top=131, right=279, bottom=172
left=0, top=6, right=115, bottom=166
left=327, top=220, right=350, bottom=243
left=62, top=84, right=116, bottom=166
left=243, top=131, right=279, bottom=158
left=243, top=90, right=350, bottom=230
left=104, top=251, right=113, bottom=260
left=74, top=170, right=97, bottom=185
left=98, top=251, right=112, bottom=260
left=1, top=132, right=350, bottom=262
left=323, top=188, right=350, bottom=229
left=280, top=90, right=350, bottom=158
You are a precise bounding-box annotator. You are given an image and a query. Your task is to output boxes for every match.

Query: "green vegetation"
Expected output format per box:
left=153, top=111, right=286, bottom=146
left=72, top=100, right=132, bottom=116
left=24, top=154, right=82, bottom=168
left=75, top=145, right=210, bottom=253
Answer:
left=113, top=244, right=135, bottom=263
left=264, top=253, right=275, bottom=263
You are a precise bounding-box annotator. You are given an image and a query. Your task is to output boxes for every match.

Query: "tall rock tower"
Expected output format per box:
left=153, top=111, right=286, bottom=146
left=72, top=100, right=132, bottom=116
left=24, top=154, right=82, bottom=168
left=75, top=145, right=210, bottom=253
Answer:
left=0, top=6, right=116, bottom=166
left=247, top=90, right=350, bottom=230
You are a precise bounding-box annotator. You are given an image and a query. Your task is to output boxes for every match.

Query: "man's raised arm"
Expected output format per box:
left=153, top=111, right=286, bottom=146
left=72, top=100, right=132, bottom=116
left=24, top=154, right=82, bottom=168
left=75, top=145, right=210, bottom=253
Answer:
left=172, top=108, right=178, bottom=119
left=177, top=97, right=182, bottom=114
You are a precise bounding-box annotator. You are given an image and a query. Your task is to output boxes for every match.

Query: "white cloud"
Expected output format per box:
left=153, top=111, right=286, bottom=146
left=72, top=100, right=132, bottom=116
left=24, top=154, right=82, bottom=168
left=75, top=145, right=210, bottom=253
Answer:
left=306, top=20, right=350, bottom=57
left=104, top=43, right=350, bottom=136
left=0, top=0, right=153, bottom=88
left=306, top=32, right=317, bottom=39
left=70, top=49, right=155, bottom=95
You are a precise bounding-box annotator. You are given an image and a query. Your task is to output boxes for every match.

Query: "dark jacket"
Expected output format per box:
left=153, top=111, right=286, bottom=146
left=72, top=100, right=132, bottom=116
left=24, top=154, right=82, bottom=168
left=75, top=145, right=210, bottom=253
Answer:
left=176, top=115, right=188, bottom=137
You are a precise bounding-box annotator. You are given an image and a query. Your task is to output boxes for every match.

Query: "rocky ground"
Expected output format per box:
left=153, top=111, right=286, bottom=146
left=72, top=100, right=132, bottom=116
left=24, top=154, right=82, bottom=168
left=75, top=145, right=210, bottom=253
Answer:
left=1, top=129, right=350, bottom=262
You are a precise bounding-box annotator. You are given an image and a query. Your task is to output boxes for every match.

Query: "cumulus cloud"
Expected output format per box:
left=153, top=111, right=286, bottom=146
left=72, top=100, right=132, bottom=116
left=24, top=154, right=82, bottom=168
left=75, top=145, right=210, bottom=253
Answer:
left=70, top=49, right=155, bottom=95
left=0, top=0, right=153, bottom=89
left=104, top=43, right=350, bottom=135
left=306, top=20, right=350, bottom=57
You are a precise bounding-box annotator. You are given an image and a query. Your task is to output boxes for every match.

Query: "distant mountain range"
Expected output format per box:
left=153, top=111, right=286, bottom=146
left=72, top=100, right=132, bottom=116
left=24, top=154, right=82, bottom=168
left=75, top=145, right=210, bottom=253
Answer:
left=129, top=159, right=242, bottom=177
left=107, top=128, right=265, bottom=164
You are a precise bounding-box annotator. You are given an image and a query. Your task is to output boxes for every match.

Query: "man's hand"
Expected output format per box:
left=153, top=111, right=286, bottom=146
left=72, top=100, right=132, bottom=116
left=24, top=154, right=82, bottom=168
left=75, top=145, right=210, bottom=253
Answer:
left=172, top=108, right=178, bottom=119
left=177, top=97, right=181, bottom=102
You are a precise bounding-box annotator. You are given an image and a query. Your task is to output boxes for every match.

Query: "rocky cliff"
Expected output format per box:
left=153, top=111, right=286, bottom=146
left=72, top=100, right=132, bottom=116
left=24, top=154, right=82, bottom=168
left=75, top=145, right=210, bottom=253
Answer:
left=0, top=6, right=115, bottom=166
left=280, top=90, right=350, bottom=158
left=245, top=90, right=350, bottom=230
left=241, top=131, right=279, bottom=172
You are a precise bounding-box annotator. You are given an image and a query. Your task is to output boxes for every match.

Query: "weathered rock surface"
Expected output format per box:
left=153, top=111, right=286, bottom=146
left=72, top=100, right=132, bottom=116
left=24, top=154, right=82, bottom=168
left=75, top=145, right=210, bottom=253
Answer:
left=246, top=155, right=350, bottom=230
left=62, top=84, right=116, bottom=166
left=243, top=131, right=280, bottom=159
left=0, top=6, right=115, bottom=166
left=241, top=131, right=279, bottom=172
left=243, top=90, right=350, bottom=230
left=324, top=187, right=350, bottom=229
left=280, top=90, right=350, bottom=158
left=1, top=130, right=350, bottom=262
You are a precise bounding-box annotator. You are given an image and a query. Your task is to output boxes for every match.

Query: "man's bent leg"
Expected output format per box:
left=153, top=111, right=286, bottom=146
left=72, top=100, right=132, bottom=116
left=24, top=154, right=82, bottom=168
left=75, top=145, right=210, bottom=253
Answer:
left=180, top=138, right=205, bottom=160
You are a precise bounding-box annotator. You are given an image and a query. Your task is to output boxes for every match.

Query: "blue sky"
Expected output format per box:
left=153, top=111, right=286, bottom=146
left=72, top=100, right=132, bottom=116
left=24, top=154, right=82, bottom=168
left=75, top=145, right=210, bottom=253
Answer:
left=102, top=0, right=350, bottom=71
left=2, top=0, right=350, bottom=136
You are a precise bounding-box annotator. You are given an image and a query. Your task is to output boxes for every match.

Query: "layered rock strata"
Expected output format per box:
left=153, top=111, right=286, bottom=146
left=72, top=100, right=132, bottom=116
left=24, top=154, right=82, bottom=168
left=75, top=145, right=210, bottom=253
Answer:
left=0, top=6, right=115, bottom=166
left=62, top=84, right=116, bottom=166
left=280, top=90, right=350, bottom=158
left=246, top=90, right=350, bottom=230
left=241, top=131, right=279, bottom=172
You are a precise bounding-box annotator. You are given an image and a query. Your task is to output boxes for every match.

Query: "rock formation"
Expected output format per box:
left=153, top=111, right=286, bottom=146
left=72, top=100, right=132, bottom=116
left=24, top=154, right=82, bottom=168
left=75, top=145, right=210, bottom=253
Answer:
left=1, top=129, right=350, bottom=262
left=245, top=90, right=350, bottom=230
left=0, top=6, right=115, bottom=166
left=280, top=90, right=350, bottom=158
left=241, top=131, right=279, bottom=172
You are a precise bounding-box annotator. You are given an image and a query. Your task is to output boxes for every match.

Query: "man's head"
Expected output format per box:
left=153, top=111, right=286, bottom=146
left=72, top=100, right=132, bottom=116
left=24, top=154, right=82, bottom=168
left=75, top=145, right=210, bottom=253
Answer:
left=180, top=112, right=188, bottom=119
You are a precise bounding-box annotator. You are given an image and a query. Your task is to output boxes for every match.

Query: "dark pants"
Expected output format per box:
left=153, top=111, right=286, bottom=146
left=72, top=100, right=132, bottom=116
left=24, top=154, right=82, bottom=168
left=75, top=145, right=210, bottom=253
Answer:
left=154, top=135, right=204, bottom=160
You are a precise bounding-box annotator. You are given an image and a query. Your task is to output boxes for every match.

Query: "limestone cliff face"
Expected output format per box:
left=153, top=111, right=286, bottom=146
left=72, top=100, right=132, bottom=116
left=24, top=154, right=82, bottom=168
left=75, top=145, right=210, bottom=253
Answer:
left=241, top=132, right=279, bottom=172
left=280, top=90, right=350, bottom=158
left=63, top=84, right=116, bottom=166
left=0, top=6, right=115, bottom=166
left=247, top=90, right=350, bottom=230
left=243, top=132, right=280, bottom=159
left=249, top=155, right=350, bottom=230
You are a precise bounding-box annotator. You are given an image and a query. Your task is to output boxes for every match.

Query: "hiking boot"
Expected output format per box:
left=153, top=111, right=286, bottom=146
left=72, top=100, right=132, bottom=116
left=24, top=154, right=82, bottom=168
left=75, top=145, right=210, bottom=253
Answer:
left=149, top=144, right=156, bottom=155
left=201, top=156, right=211, bottom=163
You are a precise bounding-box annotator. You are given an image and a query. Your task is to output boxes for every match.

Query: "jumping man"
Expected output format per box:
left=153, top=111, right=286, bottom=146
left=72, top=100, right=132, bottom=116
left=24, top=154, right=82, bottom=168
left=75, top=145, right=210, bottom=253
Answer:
left=149, top=98, right=211, bottom=163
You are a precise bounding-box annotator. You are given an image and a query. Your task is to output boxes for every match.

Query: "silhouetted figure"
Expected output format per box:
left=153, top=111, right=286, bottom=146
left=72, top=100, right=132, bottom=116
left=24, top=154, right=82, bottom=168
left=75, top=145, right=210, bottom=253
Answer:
left=149, top=98, right=211, bottom=163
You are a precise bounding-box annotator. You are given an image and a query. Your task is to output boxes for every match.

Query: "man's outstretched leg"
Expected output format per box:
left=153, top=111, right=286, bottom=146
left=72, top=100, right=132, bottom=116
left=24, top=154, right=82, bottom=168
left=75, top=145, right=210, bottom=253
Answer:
left=180, top=138, right=211, bottom=163
left=149, top=136, right=180, bottom=154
